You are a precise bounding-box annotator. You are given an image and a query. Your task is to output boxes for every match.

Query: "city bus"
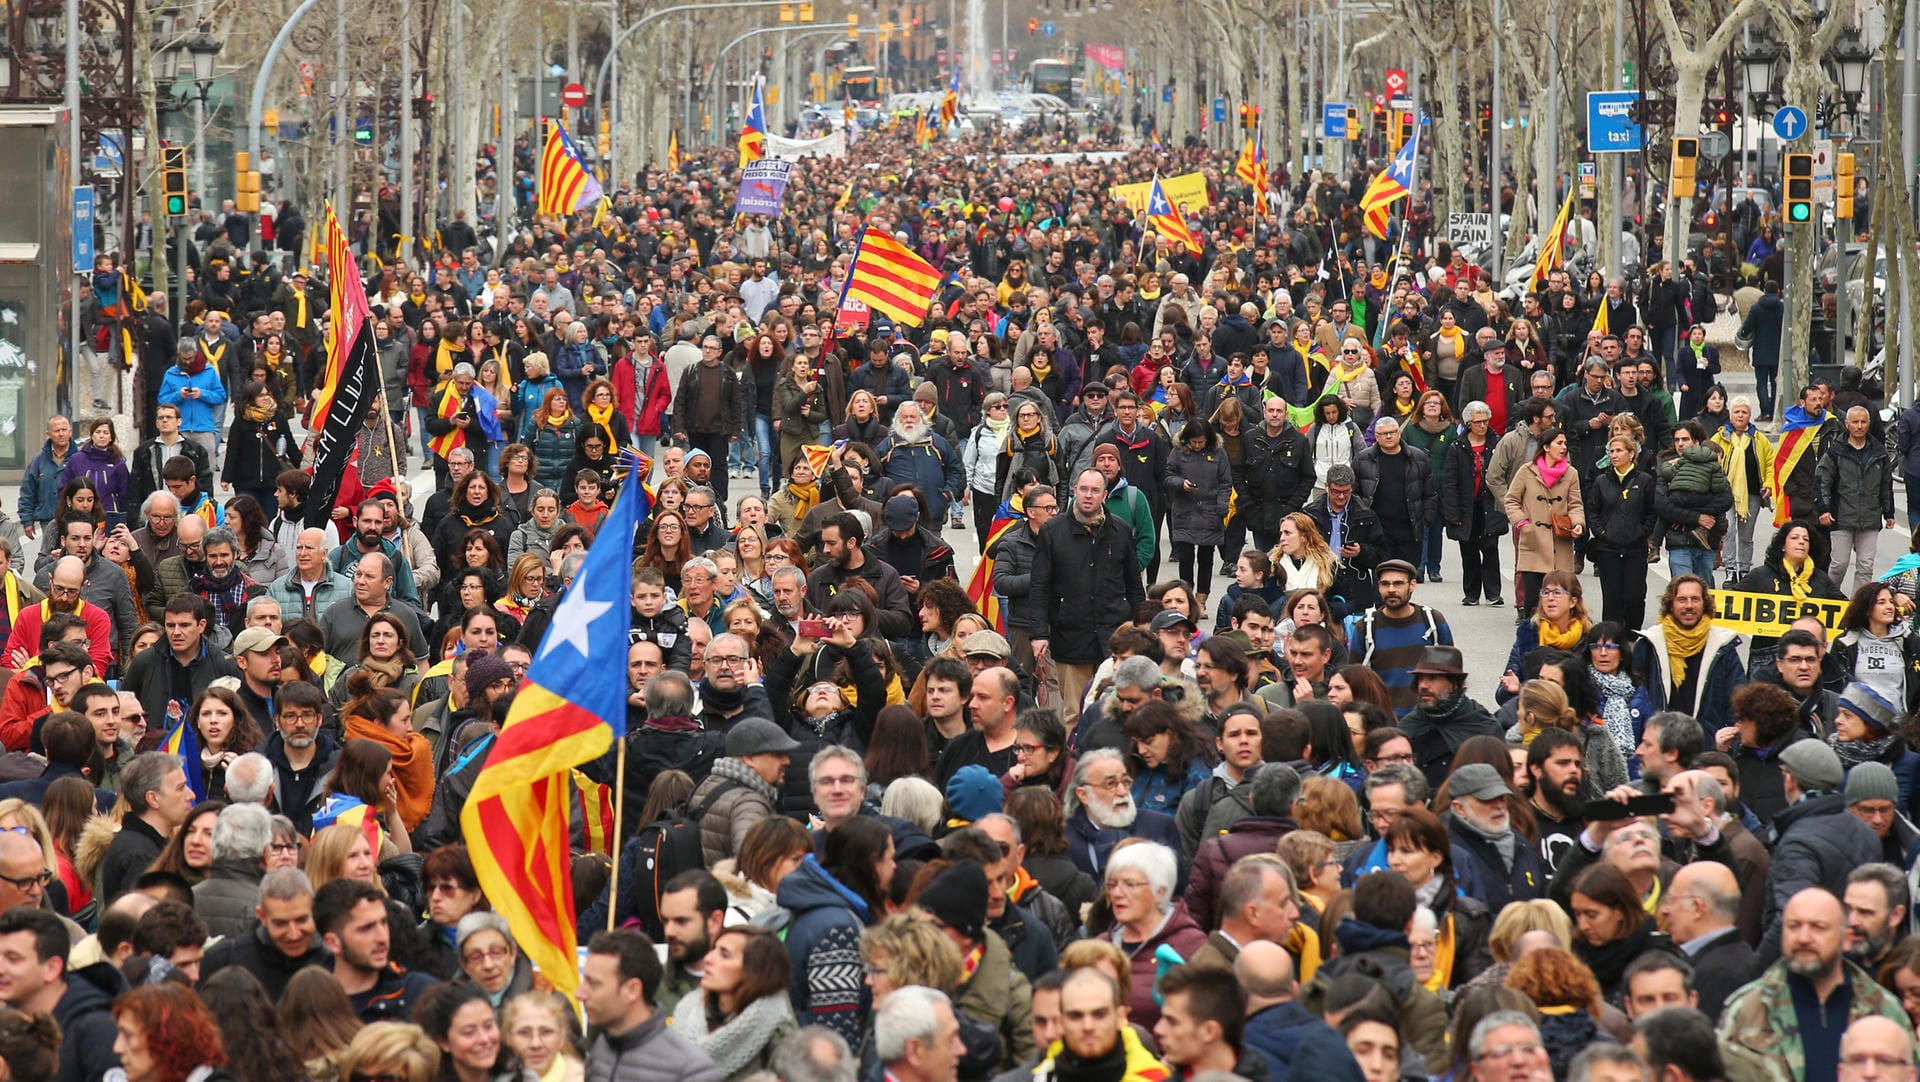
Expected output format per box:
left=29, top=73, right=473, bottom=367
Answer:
left=1027, top=58, right=1074, bottom=103
left=840, top=65, right=883, bottom=104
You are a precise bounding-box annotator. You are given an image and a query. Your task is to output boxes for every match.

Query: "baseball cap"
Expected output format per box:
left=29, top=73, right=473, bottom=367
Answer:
left=231, top=627, right=287, bottom=656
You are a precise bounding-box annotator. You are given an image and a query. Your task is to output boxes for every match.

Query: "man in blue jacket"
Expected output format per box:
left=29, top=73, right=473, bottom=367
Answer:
left=157, top=337, right=229, bottom=458
left=1238, top=940, right=1366, bottom=1082
left=874, top=402, right=965, bottom=524
left=18, top=415, right=72, bottom=544
left=1064, top=749, right=1184, bottom=887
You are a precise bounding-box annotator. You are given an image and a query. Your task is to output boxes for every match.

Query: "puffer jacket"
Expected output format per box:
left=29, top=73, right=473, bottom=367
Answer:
left=1353, top=443, right=1437, bottom=534
left=586, top=1013, right=726, bottom=1082
left=526, top=414, right=582, bottom=491
left=191, top=858, right=264, bottom=940
left=1654, top=446, right=1733, bottom=550
left=1162, top=441, right=1234, bottom=546
left=962, top=422, right=1013, bottom=496
left=1443, top=436, right=1504, bottom=541
left=1814, top=434, right=1896, bottom=531
left=986, top=521, right=1045, bottom=633
left=1585, top=463, right=1660, bottom=553
left=690, top=757, right=781, bottom=867
left=778, top=855, right=872, bottom=1048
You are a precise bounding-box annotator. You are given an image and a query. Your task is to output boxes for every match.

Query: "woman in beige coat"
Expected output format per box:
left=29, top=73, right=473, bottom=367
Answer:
left=1505, top=429, right=1585, bottom=617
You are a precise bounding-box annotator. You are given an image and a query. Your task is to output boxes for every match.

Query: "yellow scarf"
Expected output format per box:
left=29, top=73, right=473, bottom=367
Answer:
left=1330, top=357, right=1368, bottom=384
left=788, top=480, right=820, bottom=520
left=543, top=406, right=573, bottom=430
left=244, top=402, right=275, bottom=423
left=587, top=402, right=619, bottom=451
left=199, top=338, right=226, bottom=369
left=1782, top=557, right=1814, bottom=599
left=292, top=290, right=308, bottom=329
left=1031, top=356, right=1053, bottom=381
left=1435, top=325, right=1467, bottom=358
left=1016, top=420, right=1043, bottom=439
left=434, top=338, right=462, bottom=379
left=1537, top=617, right=1586, bottom=652
left=1659, top=614, right=1711, bottom=686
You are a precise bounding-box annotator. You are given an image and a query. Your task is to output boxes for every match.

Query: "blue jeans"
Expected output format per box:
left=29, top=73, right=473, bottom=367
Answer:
left=753, top=413, right=775, bottom=494
left=1418, top=518, right=1447, bottom=576
left=1754, top=366, right=1778, bottom=418
left=1669, top=545, right=1716, bottom=580
left=1653, top=324, right=1679, bottom=385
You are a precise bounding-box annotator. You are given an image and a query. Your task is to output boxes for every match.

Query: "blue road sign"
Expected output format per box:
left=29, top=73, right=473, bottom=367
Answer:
left=1212, top=97, right=1227, bottom=123
left=72, top=186, right=94, bottom=274
left=1041, top=21, right=1056, bottom=35
left=1323, top=103, right=1349, bottom=139
left=1162, top=83, right=1173, bottom=104
left=1773, top=106, right=1808, bottom=141
left=1586, top=90, right=1643, bottom=153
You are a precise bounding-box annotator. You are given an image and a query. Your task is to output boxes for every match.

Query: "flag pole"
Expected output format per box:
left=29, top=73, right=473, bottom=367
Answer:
left=606, top=744, right=625, bottom=931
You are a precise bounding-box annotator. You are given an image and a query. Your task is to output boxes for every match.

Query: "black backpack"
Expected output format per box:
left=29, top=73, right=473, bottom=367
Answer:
left=615, top=780, right=739, bottom=939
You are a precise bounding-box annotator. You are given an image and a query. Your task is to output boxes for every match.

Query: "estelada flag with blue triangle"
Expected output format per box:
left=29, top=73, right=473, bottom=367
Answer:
left=461, top=454, right=646, bottom=1000
left=1360, top=124, right=1421, bottom=239
left=738, top=77, right=768, bottom=166
left=537, top=120, right=605, bottom=217
left=159, top=711, right=207, bottom=802
left=1147, top=176, right=1204, bottom=255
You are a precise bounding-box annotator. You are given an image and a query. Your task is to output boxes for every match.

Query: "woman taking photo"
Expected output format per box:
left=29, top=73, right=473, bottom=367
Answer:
left=1122, top=699, right=1215, bottom=815
left=1501, top=570, right=1592, bottom=699
left=774, top=352, right=829, bottom=477
left=1505, top=428, right=1584, bottom=617
left=1711, top=395, right=1774, bottom=584
left=1566, top=862, right=1679, bottom=1001
left=112, top=984, right=234, bottom=1082
left=669, top=926, right=796, bottom=1080
left=1164, top=419, right=1234, bottom=603
left=1444, top=400, right=1505, bottom=607
left=1383, top=806, right=1492, bottom=990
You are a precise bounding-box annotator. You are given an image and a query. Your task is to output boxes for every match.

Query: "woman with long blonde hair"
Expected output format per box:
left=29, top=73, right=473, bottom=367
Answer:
left=1270, top=512, right=1336, bottom=594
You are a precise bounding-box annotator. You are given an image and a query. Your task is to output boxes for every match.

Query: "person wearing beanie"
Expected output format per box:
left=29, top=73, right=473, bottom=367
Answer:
left=1760, top=736, right=1883, bottom=963
left=1088, top=441, right=1155, bottom=579
left=1831, top=684, right=1920, bottom=788
left=1845, top=761, right=1920, bottom=867
left=916, top=860, right=1036, bottom=1072
left=943, top=765, right=1003, bottom=829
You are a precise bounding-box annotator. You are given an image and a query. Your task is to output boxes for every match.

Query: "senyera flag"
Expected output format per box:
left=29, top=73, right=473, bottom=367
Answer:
left=838, top=227, right=941, bottom=327
left=304, top=202, right=380, bottom=529
left=461, top=457, right=645, bottom=1000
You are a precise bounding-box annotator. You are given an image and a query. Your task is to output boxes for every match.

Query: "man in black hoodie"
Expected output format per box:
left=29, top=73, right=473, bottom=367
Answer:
left=0, top=907, right=122, bottom=1082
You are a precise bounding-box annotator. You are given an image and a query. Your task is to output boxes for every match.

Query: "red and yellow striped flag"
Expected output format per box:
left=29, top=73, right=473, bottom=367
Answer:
left=839, top=227, right=942, bottom=327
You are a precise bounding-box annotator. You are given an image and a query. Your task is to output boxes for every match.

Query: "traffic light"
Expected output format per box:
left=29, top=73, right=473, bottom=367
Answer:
left=1345, top=105, right=1359, bottom=141
left=1373, top=101, right=1387, bottom=136
left=1668, top=135, right=1697, bottom=200
left=1027, top=16, right=1038, bottom=35
left=779, top=3, right=794, bottom=20
left=1397, top=111, right=1414, bottom=146
left=160, top=146, right=188, bottom=217
left=1836, top=151, right=1855, bottom=219
left=847, top=13, right=858, bottom=39
left=1713, top=104, right=1732, bottom=127
left=1478, top=106, right=1491, bottom=138
left=1784, top=152, right=1813, bottom=223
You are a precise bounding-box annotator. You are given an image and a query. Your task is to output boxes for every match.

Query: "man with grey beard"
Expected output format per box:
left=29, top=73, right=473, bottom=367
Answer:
left=1063, top=749, right=1183, bottom=886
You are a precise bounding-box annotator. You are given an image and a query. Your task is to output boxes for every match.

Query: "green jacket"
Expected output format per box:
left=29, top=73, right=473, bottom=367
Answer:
left=1717, top=959, right=1910, bottom=1082
left=1105, top=481, right=1156, bottom=575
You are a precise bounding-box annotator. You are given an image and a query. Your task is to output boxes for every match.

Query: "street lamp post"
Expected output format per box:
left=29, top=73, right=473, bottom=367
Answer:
left=185, top=31, right=222, bottom=210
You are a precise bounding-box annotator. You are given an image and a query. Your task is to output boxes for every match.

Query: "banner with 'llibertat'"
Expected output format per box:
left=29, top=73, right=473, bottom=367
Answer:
left=1711, top=589, right=1846, bottom=639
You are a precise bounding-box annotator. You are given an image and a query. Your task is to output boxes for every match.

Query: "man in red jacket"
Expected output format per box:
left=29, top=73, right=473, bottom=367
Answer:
left=3, top=557, right=113, bottom=674
left=613, top=331, right=672, bottom=462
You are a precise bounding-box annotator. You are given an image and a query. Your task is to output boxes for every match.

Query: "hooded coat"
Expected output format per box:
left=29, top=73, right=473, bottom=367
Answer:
left=777, top=855, right=872, bottom=1048
left=1163, top=437, right=1234, bottom=546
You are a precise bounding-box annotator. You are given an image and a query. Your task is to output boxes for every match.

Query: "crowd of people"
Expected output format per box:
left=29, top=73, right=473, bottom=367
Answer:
left=10, top=117, right=1920, bottom=1082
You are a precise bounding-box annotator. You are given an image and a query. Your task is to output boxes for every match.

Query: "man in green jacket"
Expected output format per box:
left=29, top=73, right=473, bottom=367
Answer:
left=1093, top=443, right=1155, bottom=575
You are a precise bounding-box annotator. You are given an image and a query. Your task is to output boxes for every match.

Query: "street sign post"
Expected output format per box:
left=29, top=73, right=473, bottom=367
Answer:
left=1322, top=103, right=1349, bottom=139
left=1772, top=106, right=1808, bottom=141
left=1212, top=98, right=1226, bottom=124
left=560, top=82, right=588, bottom=109
left=72, top=187, right=94, bottom=275
left=1586, top=91, right=1643, bottom=153
left=1041, top=21, right=1056, bottom=35
left=1578, top=161, right=1596, bottom=199
left=1385, top=68, right=1407, bottom=98
left=1812, top=138, right=1836, bottom=204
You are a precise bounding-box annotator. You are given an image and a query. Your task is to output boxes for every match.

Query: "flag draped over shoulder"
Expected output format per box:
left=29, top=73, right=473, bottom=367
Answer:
left=1147, top=176, right=1203, bottom=255
left=538, top=121, right=605, bottom=217
left=965, top=495, right=1025, bottom=634
left=1360, top=126, right=1421, bottom=239
left=1766, top=406, right=1827, bottom=527
left=839, top=227, right=942, bottom=327
left=304, top=204, right=380, bottom=529
left=462, top=460, right=645, bottom=1000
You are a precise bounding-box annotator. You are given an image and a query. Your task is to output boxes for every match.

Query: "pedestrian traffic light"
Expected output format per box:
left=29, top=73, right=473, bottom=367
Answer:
left=160, top=146, right=188, bottom=217
left=1784, top=152, right=1813, bottom=223
left=1836, top=151, right=1855, bottom=219
left=1373, top=102, right=1387, bottom=136
left=1668, top=135, right=1697, bottom=199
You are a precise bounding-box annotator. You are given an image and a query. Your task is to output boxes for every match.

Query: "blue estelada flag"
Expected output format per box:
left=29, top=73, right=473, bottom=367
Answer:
left=160, top=712, right=207, bottom=801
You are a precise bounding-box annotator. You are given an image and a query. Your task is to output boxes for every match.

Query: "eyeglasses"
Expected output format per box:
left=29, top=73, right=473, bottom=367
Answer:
left=1537, top=587, right=1570, bottom=598
left=1015, top=742, right=1051, bottom=756
left=1107, top=877, right=1153, bottom=893
left=41, top=668, right=79, bottom=683
left=1086, top=774, right=1132, bottom=792
left=707, top=654, right=749, bottom=667
left=1589, top=643, right=1621, bottom=653
left=0, top=826, right=30, bottom=836
left=687, top=501, right=713, bottom=511
left=1028, top=502, right=1058, bottom=512
left=270, top=841, right=299, bottom=854
left=280, top=710, right=321, bottom=724
left=0, top=869, right=52, bottom=892
left=462, top=945, right=513, bottom=966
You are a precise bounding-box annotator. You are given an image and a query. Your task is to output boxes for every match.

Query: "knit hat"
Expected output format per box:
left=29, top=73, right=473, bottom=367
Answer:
left=1779, top=739, right=1845, bottom=794
left=944, top=765, right=1003, bottom=822
left=1846, top=761, right=1901, bottom=807
left=1092, top=442, right=1122, bottom=466
left=464, top=652, right=514, bottom=702
left=916, top=860, right=990, bottom=941
left=1839, top=683, right=1900, bottom=736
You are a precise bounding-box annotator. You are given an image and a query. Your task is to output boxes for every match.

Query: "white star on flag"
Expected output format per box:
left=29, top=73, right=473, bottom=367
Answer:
left=539, top=588, right=614, bottom=661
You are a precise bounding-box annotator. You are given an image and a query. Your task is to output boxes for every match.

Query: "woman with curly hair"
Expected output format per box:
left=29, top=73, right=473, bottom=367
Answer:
left=1122, top=699, right=1215, bottom=816
left=1270, top=512, right=1337, bottom=595
left=580, top=378, right=631, bottom=457
left=1504, top=947, right=1605, bottom=1080
left=198, top=969, right=309, bottom=1082
left=111, top=983, right=232, bottom=1082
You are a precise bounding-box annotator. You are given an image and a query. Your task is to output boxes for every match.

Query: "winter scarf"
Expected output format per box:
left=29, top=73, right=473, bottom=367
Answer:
left=1659, top=615, right=1711, bottom=686
left=1782, top=557, right=1815, bottom=599
left=587, top=403, right=620, bottom=450
left=670, top=989, right=795, bottom=1078
left=1592, top=667, right=1638, bottom=764
left=189, top=566, right=249, bottom=628
left=1535, top=454, right=1571, bottom=490
left=1452, top=810, right=1517, bottom=870
left=784, top=480, right=820, bottom=521
left=1832, top=730, right=1901, bottom=771
left=357, top=653, right=410, bottom=689
left=243, top=402, right=275, bottom=423
left=1536, top=617, right=1586, bottom=652
left=342, top=711, right=435, bottom=829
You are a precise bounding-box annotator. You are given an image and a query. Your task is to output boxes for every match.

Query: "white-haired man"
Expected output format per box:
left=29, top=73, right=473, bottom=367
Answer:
left=1065, top=749, right=1182, bottom=887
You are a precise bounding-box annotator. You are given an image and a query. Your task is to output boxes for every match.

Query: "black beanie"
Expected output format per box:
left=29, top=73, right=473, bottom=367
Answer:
left=917, top=861, right=990, bottom=942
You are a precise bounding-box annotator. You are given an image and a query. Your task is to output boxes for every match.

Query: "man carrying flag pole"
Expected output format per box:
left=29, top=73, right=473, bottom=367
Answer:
left=461, top=462, right=646, bottom=999
left=1360, top=124, right=1421, bottom=240
left=537, top=120, right=606, bottom=218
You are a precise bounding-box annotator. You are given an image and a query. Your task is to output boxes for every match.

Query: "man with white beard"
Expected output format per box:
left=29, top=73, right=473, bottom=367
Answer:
left=873, top=401, right=965, bottom=526
left=1063, top=749, right=1184, bottom=887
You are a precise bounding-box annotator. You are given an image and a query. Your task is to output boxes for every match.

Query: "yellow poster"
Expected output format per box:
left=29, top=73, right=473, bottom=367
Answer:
left=1109, top=171, right=1212, bottom=215
left=1711, top=588, right=1847, bottom=639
